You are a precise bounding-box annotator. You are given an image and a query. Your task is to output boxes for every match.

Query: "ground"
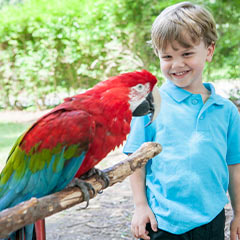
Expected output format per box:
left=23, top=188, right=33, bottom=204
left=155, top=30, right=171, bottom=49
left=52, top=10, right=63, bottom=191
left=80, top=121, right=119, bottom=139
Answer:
left=0, top=110, right=234, bottom=240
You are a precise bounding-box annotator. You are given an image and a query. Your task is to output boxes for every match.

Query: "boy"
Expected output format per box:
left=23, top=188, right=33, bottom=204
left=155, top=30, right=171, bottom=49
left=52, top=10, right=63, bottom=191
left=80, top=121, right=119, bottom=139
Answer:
left=123, top=2, right=240, bottom=240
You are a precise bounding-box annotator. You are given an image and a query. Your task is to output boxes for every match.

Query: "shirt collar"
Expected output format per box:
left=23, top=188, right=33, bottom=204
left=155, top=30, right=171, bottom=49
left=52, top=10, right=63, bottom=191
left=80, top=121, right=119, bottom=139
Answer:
left=161, top=80, right=224, bottom=105
left=203, top=82, right=224, bottom=105
left=161, top=80, right=192, bottom=102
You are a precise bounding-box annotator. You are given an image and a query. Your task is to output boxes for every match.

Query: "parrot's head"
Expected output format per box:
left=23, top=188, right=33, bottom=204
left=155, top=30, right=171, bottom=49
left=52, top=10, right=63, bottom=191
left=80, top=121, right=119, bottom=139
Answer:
left=84, top=69, right=161, bottom=125
left=125, top=70, right=161, bottom=125
left=101, top=69, right=161, bottom=125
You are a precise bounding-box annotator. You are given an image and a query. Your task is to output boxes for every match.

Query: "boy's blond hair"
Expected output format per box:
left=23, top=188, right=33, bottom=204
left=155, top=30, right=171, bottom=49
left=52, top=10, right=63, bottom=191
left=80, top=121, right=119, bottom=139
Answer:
left=151, top=2, right=218, bottom=55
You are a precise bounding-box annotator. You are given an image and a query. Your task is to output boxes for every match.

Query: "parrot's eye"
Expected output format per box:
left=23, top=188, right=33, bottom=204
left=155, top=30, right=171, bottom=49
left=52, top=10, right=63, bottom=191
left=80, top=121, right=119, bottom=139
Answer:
left=135, top=84, right=144, bottom=92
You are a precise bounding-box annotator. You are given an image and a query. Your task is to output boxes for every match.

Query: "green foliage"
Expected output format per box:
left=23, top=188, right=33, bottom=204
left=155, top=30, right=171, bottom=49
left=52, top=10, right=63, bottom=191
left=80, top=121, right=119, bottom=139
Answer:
left=195, top=0, right=240, bottom=80
left=0, top=0, right=110, bottom=109
left=0, top=0, right=239, bottom=109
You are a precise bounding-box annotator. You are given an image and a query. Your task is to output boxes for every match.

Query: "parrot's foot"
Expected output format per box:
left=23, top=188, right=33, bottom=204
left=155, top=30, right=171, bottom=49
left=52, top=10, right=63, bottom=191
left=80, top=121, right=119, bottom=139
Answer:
left=68, top=179, right=95, bottom=209
left=81, top=167, right=110, bottom=190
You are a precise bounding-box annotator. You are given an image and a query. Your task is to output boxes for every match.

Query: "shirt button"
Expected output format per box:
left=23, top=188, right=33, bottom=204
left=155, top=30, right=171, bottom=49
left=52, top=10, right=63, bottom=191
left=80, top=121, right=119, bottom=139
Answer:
left=200, top=115, right=204, bottom=120
left=192, top=99, right=199, bottom=105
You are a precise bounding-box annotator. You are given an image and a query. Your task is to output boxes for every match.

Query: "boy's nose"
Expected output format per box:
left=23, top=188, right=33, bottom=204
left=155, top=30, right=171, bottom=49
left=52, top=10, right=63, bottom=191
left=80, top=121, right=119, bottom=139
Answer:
left=172, top=59, right=185, bottom=68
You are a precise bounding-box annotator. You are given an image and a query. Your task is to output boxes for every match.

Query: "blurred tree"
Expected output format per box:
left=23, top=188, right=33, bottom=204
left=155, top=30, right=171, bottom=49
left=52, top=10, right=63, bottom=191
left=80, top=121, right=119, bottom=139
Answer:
left=0, top=0, right=239, bottom=109
left=111, top=0, right=240, bottom=80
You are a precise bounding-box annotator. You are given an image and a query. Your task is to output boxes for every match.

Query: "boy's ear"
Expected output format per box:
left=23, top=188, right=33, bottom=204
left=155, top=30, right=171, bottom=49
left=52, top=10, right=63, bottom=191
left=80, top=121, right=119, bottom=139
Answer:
left=206, top=42, right=215, bottom=62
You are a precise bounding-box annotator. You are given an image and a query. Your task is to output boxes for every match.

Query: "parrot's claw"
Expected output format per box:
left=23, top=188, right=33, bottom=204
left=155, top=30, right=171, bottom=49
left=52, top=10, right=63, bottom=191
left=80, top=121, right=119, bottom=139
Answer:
left=80, top=167, right=110, bottom=190
left=67, top=179, right=95, bottom=209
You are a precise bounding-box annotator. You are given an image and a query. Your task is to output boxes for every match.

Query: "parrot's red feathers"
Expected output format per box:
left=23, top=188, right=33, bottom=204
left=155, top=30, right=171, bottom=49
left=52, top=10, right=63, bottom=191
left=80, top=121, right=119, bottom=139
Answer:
left=13, top=69, right=157, bottom=176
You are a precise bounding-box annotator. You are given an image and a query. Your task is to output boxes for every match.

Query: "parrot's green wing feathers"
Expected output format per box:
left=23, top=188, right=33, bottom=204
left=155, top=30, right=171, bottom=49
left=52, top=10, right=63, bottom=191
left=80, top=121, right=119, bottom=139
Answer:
left=0, top=110, right=94, bottom=211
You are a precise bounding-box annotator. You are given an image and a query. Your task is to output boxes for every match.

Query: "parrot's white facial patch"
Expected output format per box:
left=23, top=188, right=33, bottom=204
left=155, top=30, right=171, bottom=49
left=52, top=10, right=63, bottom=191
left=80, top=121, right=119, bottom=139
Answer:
left=129, top=82, right=150, bottom=112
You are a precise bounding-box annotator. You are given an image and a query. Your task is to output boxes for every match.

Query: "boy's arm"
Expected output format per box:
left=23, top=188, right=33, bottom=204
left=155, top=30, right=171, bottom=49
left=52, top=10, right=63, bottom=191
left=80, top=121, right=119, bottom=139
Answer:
left=130, top=167, right=158, bottom=240
left=228, top=164, right=240, bottom=240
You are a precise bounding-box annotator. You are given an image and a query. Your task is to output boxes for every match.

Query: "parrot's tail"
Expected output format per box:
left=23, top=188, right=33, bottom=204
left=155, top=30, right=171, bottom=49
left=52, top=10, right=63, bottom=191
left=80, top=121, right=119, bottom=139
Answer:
left=5, top=219, right=46, bottom=240
left=6, top=224, right=34, bottom=240
left=4, top=219, right=46, bottom=240
left=3, top=225, right=31, bottom=240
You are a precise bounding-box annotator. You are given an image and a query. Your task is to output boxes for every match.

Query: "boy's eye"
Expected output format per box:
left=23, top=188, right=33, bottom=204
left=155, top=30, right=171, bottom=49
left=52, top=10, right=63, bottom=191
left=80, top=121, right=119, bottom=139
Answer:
left=183, top=52, right=193, bottom=57
left=161, top=55, right=172, bottom=59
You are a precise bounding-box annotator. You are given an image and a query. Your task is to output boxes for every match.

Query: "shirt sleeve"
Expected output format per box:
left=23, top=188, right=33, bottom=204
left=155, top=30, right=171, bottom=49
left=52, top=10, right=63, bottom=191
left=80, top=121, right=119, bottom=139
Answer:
left=226, top=104, right=240, bottom=165
left=123, top=115, right=156, bottom=155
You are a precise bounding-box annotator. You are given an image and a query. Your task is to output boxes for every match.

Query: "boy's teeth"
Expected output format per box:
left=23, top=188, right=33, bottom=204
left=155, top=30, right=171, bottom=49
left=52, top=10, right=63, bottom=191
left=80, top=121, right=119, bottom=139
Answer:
left=174, top=71, right=187, bottom=76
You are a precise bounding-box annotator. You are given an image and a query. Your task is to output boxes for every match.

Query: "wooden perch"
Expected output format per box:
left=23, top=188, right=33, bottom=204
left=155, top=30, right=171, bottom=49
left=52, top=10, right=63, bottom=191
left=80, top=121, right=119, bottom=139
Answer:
left=0, top=142, right=162, bottom=238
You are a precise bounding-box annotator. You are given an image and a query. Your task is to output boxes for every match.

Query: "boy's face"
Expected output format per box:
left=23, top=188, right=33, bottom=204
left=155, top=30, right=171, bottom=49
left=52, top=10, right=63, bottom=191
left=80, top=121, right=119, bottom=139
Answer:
left=158, top=39, right=215, bottom=93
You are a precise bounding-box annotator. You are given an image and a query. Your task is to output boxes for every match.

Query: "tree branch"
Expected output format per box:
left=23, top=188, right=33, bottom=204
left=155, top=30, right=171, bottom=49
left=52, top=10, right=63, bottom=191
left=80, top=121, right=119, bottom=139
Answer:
left=0, top=142, right=162, bottom=238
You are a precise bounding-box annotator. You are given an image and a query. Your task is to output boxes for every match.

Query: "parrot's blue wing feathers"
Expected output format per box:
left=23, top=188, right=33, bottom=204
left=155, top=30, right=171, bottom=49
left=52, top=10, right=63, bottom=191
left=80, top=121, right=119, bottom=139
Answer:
left=0, top=150, right=87, bottom=211
left=55, top=152, right=86, bottom=191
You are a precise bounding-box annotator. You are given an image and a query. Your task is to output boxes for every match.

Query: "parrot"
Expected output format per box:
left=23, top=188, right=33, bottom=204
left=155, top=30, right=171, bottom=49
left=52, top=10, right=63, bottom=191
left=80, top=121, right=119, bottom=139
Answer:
left=0, top=69, right=161, bottom=240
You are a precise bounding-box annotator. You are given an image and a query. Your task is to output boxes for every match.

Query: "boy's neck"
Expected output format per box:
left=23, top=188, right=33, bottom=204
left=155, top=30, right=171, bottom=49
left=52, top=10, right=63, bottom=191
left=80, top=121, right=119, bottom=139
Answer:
left=179, top=82, right=211, bottom=103
left=181, top=83, right=210, bottom=95
left=201, top=91, right=211, bottom=103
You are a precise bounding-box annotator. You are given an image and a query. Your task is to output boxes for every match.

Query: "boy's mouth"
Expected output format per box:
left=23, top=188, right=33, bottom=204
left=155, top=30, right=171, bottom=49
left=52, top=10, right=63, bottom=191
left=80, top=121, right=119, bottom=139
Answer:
left=171, top=70, right=190, bottom=78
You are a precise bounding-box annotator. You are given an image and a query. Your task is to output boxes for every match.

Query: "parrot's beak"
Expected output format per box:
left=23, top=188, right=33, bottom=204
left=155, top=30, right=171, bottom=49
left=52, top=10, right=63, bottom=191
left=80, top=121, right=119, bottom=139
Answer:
left=132, top=86, right=161, bottom=126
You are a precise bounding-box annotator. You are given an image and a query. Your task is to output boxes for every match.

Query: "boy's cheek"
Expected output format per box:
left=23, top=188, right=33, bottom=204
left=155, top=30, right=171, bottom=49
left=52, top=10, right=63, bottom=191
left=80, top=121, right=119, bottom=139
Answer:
left=160, top=64, right=169, bottom=75
left=159, top=60, right=167, bottom=69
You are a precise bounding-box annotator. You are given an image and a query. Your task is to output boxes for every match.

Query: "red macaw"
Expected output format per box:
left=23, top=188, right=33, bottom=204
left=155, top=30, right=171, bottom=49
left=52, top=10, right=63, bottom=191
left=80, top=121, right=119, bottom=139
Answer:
left=0, top=69, right=160, bottom=240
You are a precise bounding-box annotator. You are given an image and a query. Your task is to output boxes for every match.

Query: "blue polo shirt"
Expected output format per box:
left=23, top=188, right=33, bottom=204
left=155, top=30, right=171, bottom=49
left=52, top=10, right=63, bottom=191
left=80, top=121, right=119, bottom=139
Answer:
left=123, top=81, right=240, bottom=234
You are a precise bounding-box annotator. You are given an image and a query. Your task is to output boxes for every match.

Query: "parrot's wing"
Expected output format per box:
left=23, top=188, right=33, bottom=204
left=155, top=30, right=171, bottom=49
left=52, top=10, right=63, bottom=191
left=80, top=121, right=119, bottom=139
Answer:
left=0, top=109, right=95, bottom=211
